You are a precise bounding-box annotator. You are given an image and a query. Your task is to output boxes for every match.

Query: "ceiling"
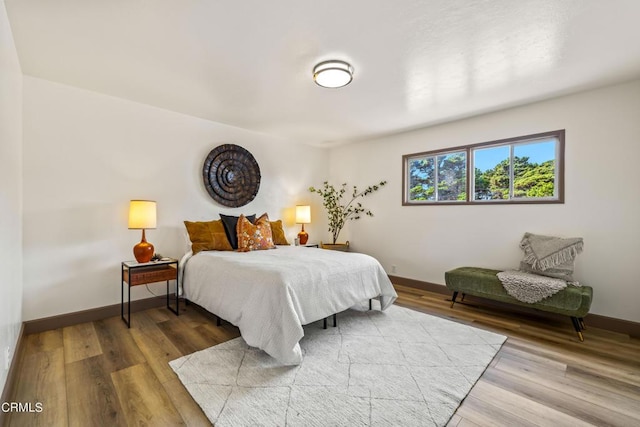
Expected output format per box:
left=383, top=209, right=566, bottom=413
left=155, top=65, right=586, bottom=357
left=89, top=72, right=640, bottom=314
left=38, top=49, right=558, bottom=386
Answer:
left=6, top=0, right=640, bottom=146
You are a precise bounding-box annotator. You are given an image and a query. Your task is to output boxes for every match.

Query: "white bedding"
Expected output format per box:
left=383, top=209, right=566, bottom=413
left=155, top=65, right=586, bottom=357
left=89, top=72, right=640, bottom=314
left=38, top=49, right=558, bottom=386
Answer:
left=181, top=246, right=397, bottom=365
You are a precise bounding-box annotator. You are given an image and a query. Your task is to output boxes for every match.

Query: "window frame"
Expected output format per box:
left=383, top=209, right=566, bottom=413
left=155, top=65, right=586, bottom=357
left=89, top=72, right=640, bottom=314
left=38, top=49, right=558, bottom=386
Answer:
left=402, top=129, right=565, bottom=205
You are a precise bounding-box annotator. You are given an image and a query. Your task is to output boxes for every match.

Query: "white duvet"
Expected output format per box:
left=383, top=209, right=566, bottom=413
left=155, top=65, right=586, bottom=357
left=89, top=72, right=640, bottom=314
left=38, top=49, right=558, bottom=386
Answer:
left=180, top=246, right=397, bottom=365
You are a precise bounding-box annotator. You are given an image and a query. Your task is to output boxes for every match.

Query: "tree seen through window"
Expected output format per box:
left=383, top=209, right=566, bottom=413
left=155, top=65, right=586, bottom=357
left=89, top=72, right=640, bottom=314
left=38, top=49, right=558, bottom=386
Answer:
left=403, top=130, right=563, bottom=205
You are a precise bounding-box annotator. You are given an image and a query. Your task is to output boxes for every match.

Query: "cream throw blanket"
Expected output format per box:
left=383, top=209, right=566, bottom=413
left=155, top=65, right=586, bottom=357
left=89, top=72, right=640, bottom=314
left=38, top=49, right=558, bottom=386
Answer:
left=498, top=233, right=584, bottom=303
left=497, top=270, right=568, bottom=303
left=520, top=232, right=583, bottom=271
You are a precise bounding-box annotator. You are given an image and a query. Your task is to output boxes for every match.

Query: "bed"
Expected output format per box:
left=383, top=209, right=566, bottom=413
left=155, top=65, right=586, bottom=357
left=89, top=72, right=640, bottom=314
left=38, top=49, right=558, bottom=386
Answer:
left=179, top=245, right=397, bottom=365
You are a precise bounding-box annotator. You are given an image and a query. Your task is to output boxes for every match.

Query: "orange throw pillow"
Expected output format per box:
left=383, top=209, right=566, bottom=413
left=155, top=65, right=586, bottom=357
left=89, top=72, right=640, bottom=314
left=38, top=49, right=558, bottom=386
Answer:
left=237, top=213, right=275, bottom=251
left=184, top=219, right=233, bottom=254
left=269, top=220, right=290, bottom=245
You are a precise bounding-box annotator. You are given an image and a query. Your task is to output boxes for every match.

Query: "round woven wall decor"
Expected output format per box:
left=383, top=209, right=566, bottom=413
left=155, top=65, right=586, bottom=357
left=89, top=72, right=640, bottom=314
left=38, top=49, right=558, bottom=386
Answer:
left=202, top=144, right=261, bottom=207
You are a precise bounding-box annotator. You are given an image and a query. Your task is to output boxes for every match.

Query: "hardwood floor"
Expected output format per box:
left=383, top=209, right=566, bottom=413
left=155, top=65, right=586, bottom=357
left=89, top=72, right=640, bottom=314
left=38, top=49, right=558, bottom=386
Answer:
left=5, top=286, right=640, bottom=426
left=396, top=286, right=640, bottom=427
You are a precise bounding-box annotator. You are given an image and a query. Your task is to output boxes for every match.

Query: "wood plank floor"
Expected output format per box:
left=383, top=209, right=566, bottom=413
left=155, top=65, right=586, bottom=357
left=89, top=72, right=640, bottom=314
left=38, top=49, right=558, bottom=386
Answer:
left=5, top=285, right=640, bottom=426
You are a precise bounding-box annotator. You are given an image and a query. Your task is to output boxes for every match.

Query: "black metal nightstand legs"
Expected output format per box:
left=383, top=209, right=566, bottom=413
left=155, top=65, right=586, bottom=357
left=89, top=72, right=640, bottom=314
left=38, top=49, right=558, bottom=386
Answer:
left=121, top=267, right=125, bottom=326
left=128, top=282, right=131, bottom=327
left=121, top=277, right=132, bottom=328
left=121, top=259, right=179, bottom=328
left=167, top=279, right=180, bottom=316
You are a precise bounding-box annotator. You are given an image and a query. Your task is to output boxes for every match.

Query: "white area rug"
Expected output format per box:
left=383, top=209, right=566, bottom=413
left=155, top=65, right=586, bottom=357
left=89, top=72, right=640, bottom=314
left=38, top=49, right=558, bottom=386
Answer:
left=169, top=302, right=506, bottom=426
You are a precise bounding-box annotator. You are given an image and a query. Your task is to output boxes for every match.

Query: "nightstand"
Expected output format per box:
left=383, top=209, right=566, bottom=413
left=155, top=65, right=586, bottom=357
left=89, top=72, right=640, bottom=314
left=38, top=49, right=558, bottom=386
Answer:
left=121, top=258, right=179, bottom=328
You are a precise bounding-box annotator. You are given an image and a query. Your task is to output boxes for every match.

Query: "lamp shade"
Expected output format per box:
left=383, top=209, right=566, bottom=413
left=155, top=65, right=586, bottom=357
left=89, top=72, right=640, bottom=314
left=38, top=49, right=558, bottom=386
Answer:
left=295, top=205, right=311, bottom=224
left=128, top=200, right=157, bottom=229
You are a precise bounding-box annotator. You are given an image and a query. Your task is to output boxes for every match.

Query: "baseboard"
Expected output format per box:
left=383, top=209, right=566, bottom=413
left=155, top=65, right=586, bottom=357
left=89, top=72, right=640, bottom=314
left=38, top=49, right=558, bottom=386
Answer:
left=389, top=275, right=450, bottom=295
left=0, top=323, right=25, bottom=427
left=23, top=295, right=166, bottom=335
left=391, top=275, right=640, bottom=338
left=585, top=314, right=640, bottom=338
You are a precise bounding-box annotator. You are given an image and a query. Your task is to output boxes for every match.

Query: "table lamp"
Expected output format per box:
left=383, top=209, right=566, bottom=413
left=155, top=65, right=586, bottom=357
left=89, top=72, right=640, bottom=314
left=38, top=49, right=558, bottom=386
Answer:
left=295, top=205, right=311, bottom=245
left=128, top=200, right=157, bottom=263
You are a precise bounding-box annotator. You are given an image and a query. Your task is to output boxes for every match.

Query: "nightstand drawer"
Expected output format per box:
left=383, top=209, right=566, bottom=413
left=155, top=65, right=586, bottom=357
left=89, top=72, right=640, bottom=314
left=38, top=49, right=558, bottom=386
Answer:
left=124, top=265, right=177, bottom=285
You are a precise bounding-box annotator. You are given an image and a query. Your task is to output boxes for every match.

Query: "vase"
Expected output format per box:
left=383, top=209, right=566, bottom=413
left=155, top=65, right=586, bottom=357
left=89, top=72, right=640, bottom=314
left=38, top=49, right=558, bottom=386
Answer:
left=320, top=241, right=350, bottom=252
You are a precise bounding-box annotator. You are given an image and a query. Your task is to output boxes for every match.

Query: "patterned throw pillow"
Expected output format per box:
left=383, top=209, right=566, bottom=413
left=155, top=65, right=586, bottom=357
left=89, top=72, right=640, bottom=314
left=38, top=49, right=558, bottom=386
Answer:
left=237, top=213, right=275, bottom=251
left=269, top=220, right=290, bottom=245
left=184, top=219, right=233, bottom=254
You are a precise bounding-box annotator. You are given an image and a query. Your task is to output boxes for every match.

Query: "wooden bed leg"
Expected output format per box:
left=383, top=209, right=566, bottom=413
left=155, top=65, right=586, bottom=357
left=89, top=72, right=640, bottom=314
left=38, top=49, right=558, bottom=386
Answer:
left=216, top=316, right=221, bottom=327
left=571, top=317, right=584, bottom=342
left=450, top=291, right=458, bottom=308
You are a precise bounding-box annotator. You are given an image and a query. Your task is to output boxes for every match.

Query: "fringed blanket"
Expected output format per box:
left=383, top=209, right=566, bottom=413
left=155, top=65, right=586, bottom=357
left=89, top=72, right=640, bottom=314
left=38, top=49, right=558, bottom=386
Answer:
left=520, top=232, right=583, bottom=271
left=497, top=270, right=568, bottom=303
left=497, top=233, right=585, bottom=303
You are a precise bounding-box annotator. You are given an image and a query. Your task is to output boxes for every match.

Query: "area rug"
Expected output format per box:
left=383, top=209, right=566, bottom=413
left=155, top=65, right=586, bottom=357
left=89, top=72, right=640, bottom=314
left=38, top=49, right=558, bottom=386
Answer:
left=169, top=302, right=506, bottom=426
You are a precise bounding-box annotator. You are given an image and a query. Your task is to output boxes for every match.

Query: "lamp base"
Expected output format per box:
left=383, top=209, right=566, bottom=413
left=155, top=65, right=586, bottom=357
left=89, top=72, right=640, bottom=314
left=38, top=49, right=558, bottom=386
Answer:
left=298, top=230, right=309, bottom=245
left=133, top=229, right=154, bottom=263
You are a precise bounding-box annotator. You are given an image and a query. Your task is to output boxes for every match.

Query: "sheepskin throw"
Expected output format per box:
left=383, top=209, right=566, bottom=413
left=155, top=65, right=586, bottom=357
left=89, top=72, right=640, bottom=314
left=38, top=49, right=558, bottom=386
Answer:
left=497, top=270, right=568, bottom=303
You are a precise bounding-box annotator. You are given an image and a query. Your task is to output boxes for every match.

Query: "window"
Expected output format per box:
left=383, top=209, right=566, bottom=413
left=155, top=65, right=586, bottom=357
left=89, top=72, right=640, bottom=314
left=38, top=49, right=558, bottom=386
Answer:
left=403, top=130, right=564, bottom=205
left=407, top=151, right=467, bottom=202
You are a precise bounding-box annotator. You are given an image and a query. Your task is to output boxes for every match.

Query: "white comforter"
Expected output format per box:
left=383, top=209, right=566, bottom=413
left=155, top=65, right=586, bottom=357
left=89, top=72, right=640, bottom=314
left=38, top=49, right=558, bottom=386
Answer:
left=181, top=246, right=397, bottom=365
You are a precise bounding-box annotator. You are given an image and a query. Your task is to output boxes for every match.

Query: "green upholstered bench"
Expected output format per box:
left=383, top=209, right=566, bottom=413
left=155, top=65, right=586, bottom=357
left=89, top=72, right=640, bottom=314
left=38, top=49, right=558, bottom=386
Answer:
left=444, top=267, right=593, bottom=341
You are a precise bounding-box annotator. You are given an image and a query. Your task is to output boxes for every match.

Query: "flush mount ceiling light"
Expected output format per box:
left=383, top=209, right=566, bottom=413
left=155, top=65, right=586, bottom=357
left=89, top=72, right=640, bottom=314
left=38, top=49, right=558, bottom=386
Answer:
left=313, top=60, right=354, bottom=88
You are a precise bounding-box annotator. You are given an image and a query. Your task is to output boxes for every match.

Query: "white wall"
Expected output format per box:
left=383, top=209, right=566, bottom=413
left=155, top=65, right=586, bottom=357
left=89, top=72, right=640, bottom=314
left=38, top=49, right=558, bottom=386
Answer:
left=0, top=0, right=23, bottom=390
left=329, top=79, right=640, bottom=323
left=22, top=76, right=328, bottom=321
left=18, top=67, right=640, bottom=325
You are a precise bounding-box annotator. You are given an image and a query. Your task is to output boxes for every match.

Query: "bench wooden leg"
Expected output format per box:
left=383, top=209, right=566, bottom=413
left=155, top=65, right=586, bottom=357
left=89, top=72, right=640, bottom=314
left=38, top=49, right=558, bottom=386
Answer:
left=450, top=291, right=459, bottom=308
left=571, top=316, right=584, bottom=342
